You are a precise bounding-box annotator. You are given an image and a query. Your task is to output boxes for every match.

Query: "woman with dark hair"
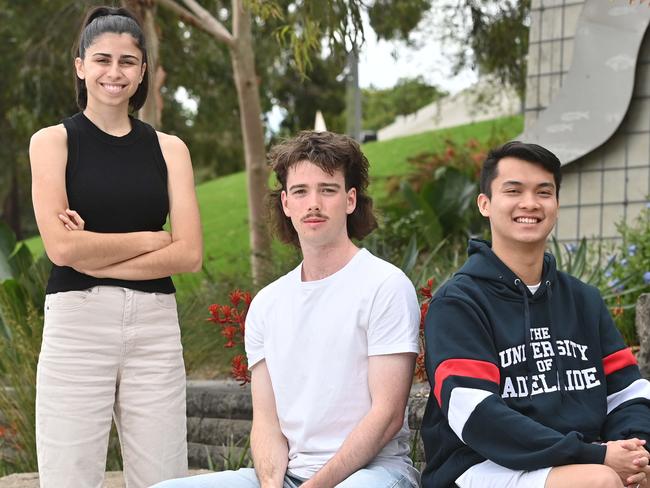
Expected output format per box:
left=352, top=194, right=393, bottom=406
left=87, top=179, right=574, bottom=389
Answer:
left=29, top=6, right=201, bottom=487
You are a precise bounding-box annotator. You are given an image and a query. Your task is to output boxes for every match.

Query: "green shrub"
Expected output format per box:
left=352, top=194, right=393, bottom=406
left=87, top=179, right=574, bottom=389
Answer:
left=607, top=204, right=650, bottom=345
left=0, top=222, right=123, bottom=473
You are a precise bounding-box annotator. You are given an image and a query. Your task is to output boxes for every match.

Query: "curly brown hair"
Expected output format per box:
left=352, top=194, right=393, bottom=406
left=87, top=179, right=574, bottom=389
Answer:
left=268, top=131, right=378, bottom=247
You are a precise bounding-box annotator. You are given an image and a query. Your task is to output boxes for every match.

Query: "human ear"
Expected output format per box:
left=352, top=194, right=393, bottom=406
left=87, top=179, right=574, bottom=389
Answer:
left=477, top=193, right=491, bottom=217
left=74, top=57, right=85, bottom=80
left=346, top=188, right=357, bottom=215
left=281, top=190, right=290, bottom=217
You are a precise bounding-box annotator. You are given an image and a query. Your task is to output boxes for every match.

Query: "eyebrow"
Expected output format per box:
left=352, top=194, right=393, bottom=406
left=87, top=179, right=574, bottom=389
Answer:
left=288, top=182, right=341, bottom=192
left=92, top=52, right=140, bottom=61
left=501, top=180, right=555, bottom=190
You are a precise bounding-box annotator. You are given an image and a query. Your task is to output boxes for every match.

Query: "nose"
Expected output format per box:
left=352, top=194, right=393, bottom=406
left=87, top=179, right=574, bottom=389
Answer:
left=107, top=60, right=122, bottom=78
left=519, top=192, right=540, bottom=209
left=307, top=193, right=321, bottom=212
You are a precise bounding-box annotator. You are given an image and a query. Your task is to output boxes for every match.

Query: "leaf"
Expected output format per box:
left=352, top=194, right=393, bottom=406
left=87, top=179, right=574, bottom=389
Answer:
left=399, top=234, right=419, bottom=275
left=400, top=180, right=443, bottom=245
left=0, top=221, right=17, bottom=281
left=9, top=242, right=34, bottom=279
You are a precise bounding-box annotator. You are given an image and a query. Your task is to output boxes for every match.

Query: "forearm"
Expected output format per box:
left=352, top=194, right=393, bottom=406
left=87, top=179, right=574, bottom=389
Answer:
left=302, top=408, right=402, bottom=488
left=81, top=239, right=201, bottom=280
left=47, top=230, right=167, bottom=269
left=250, top=423, right=289, bottom=488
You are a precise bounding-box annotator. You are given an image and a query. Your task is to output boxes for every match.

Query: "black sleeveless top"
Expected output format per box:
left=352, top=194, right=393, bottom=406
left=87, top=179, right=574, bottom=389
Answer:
left=45, top=112, right=175, bottom=294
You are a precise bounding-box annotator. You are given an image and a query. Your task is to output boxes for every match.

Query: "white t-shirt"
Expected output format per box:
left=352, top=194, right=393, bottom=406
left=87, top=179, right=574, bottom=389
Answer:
left=245, top=248, right=420, bottom=483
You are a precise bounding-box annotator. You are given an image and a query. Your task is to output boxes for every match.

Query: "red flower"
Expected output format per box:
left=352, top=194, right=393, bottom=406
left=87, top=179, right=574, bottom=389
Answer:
left=231, top=354, right=250, bottom=385
left=208, top=289, right=255, bottom=384
left=414, top=353, right=427, bottom=382
left=420, top=302, right=429, bottom=331
left=222, top=325, right=238, bottom=348
left=419, top=278, right=434, bottom=299
left=445, top=146, right=456, bottom=160
left=207, top=304, right=220, bottom=323
left=230, top=289, right=242, bottom=307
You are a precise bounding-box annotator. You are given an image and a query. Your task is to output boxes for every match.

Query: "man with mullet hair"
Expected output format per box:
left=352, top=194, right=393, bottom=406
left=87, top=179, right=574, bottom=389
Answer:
left=154, top=130, right=420, bottom=488
left=420, top=141, right=650, bottom=488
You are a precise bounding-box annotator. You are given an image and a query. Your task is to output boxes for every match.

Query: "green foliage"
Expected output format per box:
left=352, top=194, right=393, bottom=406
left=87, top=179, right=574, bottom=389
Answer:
left=548, top=237, right=629, bottom=297
left=368, top=0, right=432, bottom=42
left=367, top=130, right=515, bottom=272
left=439, top=0, right=530, bottom=98
left=0, top=221, right=48, bottom=471
left=549, top=216, right=650, bottom=347
left=606, top=205, right=650, bottom=345
left=220, top=435, right=252, bottom=471
left=0, top=1, right=83, bottom=238
left=362, top=76, right=446, bottom=131
left=268, top=51, right=348, bottom=136
left=0, top=221, right=124, bottom=473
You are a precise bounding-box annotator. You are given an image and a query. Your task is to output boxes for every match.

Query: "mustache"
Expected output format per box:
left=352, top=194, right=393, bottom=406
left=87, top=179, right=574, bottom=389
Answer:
left=302, top=212, right=327, bottom=221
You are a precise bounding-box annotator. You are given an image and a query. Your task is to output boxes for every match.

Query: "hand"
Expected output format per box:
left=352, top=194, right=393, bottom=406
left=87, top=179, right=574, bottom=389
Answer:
left=605, top=438, right=649, bottom=485
left=58, top=208, right=84, bottom=231
left=628, top=454, right=650, bottom=487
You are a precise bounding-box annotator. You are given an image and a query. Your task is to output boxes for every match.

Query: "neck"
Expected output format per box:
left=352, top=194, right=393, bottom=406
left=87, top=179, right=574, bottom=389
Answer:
left=300, top=239, right=359, bottom=281
left=491, top=239, right=546, bottom=285
left=83, top=103, right=132, bottom=136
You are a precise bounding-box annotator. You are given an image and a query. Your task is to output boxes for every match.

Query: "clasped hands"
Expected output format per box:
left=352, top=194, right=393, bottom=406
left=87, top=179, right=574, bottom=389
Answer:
left=605, top=438, right=650, bottom=487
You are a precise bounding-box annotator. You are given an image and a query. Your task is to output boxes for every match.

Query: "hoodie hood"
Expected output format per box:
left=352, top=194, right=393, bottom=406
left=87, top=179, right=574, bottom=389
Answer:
left=456, top=239, right=558, bottom=299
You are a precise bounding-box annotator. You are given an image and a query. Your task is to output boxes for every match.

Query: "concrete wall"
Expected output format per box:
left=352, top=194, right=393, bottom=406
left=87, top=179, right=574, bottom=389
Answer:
left=526, top=0, right=650, bottom=242
left=377, top=79, right=519, bottom=142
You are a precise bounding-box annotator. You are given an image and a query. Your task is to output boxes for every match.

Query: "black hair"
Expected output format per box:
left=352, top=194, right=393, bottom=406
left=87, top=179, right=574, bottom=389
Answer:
left=74, top=6, right=148, bottom=111
left=480, top=141, right=562, bottom=198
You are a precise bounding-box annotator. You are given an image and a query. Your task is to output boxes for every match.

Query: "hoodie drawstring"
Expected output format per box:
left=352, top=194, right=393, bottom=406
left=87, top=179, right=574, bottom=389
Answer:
left=515, top=278, right=565, bottom=400
left=514, top=279, right=536, bottom=399
left=545, top=282, right=566, bottom=399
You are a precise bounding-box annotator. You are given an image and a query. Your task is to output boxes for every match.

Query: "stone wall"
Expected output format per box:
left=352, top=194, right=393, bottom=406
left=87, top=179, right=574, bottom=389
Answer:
left=185, top=380, right=430, bottom=470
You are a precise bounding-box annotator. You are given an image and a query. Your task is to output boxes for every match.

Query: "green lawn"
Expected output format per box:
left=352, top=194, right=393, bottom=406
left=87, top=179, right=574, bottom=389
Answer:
left=24, top=115, right=523, bottom=292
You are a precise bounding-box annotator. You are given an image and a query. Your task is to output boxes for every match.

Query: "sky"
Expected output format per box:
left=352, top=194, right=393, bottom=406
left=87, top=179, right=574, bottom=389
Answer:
left=358, top=19, right=477, bottom=94
left=357, top=8, right=477, bottom=94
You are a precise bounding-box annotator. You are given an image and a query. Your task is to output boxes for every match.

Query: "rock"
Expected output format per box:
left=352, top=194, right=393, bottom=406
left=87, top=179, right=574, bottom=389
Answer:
left=636, top=294, right=650, bottom=378
left=186, top=380, right=252, bottom=419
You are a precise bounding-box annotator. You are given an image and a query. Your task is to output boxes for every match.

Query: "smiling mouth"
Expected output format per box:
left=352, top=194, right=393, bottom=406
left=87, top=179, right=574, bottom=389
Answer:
left=514, top=217, right=541, bottom=224
left=100, top=83, right=127, bottom=93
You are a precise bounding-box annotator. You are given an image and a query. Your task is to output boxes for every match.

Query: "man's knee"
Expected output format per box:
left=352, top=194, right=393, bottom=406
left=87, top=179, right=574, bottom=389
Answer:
left=583, top=466, right=622, bottom=488
left=546, top=464, right=623, bottom=488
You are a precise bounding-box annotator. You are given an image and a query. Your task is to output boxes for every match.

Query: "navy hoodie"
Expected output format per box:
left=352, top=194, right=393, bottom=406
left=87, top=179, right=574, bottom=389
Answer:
left=420, top=239, right=650, bottom=488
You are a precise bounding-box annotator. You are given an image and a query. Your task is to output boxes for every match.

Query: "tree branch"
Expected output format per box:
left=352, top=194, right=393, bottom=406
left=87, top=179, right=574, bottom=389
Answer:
left=182, top=0, right=235, bottom=47
left=155, top=0, right=235, bottom=47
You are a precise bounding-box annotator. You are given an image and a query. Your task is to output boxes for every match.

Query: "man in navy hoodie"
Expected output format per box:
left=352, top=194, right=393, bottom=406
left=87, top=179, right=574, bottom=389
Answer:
left=421, top=141, right=650, bottom=488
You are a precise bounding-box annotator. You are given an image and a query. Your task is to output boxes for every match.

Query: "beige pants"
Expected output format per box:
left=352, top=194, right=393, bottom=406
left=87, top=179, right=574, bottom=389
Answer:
left=36, top=286, right=188, bottom=488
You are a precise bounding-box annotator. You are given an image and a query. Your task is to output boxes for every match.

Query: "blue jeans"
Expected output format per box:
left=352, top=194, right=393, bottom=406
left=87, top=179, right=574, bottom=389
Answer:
left=151, top=466, right=416, bottom=487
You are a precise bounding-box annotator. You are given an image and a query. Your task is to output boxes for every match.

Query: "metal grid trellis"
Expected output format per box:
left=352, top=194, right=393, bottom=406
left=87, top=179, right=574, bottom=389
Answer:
left=524, top=0, right=650, bottom=243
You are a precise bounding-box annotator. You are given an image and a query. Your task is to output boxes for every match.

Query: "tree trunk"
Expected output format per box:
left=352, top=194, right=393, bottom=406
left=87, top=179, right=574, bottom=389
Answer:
left=123, top=0, right=163, bottom=127
left=230, top=0, right=272, bottom=287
